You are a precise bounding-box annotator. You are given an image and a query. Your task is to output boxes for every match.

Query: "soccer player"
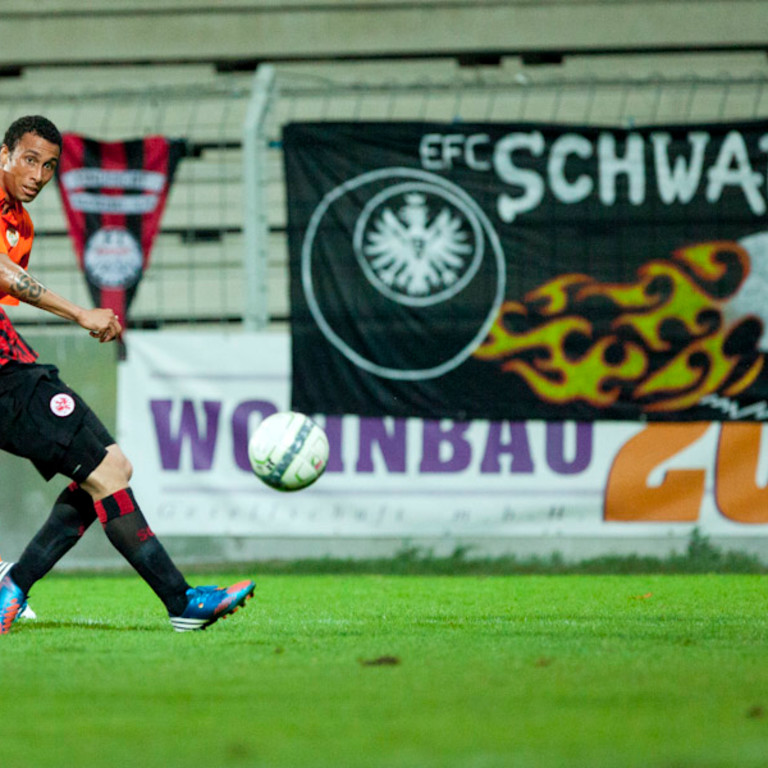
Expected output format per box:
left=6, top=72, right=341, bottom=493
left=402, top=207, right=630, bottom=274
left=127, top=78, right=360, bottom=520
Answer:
left=0, top=115, right=255, bottom=634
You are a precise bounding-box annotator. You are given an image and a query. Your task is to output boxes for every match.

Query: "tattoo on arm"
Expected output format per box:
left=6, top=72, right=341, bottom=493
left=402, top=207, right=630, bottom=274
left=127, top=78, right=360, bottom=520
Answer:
left=10, top=271, right=47, bottom=305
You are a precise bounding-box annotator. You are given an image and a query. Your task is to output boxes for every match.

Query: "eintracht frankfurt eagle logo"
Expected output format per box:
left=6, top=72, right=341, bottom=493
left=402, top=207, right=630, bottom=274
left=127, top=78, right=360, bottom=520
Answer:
left=354, top=189, right=481, bottom=307
left=301, top=168, right=505, bottom=381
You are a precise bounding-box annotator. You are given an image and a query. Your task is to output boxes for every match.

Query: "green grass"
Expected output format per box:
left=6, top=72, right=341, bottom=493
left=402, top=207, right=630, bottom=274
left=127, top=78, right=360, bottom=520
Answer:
left=1, top=574, right=768, bottom=767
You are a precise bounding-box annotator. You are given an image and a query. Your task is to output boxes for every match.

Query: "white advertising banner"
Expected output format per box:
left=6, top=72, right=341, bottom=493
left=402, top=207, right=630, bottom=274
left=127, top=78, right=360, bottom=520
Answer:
left=118, top=331, right=768, bottom=539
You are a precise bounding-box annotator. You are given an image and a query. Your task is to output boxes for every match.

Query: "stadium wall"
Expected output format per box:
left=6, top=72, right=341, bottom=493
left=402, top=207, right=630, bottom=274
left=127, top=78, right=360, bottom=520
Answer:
left=2, top=1, right=765, bottom=66
left=1, top=2, right=768, bottom=567
left=7, top=326, right=768, bottom=570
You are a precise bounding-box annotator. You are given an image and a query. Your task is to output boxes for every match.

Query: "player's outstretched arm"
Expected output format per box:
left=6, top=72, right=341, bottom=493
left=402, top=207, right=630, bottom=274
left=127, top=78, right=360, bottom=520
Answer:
left=0, top=252, right=122, bottom=342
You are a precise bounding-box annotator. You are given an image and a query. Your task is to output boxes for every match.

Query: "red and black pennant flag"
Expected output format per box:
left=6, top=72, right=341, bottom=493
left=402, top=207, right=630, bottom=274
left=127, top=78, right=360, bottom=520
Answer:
left=56, top=134, right=187, bottom=328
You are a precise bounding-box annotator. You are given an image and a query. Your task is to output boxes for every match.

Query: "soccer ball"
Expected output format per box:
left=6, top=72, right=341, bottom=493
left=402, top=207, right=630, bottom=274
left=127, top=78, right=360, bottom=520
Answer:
left=248, top=411, right=329, bottom=491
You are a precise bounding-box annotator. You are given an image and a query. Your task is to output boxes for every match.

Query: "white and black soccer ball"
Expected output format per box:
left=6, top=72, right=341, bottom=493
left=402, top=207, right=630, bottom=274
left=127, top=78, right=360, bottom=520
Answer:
left=248, top=411, right=329, bottom=491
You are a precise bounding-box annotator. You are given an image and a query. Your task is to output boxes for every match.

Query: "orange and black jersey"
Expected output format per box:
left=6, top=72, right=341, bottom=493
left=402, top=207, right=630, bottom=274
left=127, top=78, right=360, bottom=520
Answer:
left=0, top=186, right=38, bottom=365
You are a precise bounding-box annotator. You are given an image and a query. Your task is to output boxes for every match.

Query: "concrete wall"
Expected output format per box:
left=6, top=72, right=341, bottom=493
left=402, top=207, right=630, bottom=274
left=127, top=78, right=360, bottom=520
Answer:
left=0, top=1, right=763, bottom=65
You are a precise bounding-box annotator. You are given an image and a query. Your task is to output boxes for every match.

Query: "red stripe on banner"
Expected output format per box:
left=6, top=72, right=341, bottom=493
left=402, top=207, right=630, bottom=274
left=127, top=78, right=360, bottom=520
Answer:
left=141, top=136, right=170, bottom=265
left=57, top=134, right=87, bottom=264
left=97, top=141, right=129, bottom=328
left=99, top=140, right=128, bottom=231
left=99, top=287, right=127, bottom=328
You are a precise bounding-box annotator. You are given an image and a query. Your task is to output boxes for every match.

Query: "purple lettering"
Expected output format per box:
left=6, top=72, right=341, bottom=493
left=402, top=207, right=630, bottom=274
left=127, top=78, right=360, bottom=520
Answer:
left=232, top=400, right=278, bottom=471
left=324, top=416, right=344, bottom=473
left=150, top=399, right=222, bottom=471
left=356, top=418, right=406, bottom=473
left=546, top=422, right=592, bottom=474
left=420, top=420, right=471, bottom=472
left=480, top=422, right=534, bottom=473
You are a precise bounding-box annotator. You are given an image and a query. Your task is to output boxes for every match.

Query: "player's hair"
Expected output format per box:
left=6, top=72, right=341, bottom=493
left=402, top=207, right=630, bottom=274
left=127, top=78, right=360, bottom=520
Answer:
left=3, top=115, right=62, bottom=154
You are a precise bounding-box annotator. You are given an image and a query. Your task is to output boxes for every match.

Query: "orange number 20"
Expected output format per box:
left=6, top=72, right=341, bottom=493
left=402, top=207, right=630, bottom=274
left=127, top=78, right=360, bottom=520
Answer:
left=606, top=423, right=768, bottom=524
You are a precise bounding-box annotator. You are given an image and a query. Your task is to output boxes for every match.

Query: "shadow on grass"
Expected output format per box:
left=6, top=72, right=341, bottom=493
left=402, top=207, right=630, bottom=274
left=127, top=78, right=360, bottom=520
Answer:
left=14, top=620, right=165, bottom=632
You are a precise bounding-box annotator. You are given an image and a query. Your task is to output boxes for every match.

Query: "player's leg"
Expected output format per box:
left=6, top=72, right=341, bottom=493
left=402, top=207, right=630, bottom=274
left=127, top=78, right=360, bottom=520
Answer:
left=79, top=443, right=194, bottom=617
left=0, top=367, right=98, bottom=631
left=5, top=482, right=97, bottom=602
left=0, top=380, right=106, bottom=631
left=1, top=449, right=196, bottom=632
left=79, top=444, right=255, bottom=631
left=0, top=366, right=254, bottom=633
left=0, top=366, right=191, bottom=627
left=2, top=440, right=254, bottom=633
left=0, top=481, right=100, bottom=632
left=79, top=444, right=255, bottom=630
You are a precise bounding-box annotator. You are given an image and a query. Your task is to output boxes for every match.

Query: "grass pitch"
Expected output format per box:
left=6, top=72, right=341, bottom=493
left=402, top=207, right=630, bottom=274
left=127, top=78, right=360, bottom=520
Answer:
left=1, top=573, right=767, bottom=767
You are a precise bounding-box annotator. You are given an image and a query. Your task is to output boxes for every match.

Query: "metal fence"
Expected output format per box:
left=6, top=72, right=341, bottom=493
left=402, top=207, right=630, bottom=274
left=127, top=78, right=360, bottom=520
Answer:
left=2, top=58, right=766, bottom=330
left=0, top=67, right=255, bottom=327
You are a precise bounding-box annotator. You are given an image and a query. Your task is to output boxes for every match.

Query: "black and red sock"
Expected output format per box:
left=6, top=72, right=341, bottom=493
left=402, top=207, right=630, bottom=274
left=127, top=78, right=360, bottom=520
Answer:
left=94, top=488, right=190, bottom=616
left=11, top=482, right=97, bottom=594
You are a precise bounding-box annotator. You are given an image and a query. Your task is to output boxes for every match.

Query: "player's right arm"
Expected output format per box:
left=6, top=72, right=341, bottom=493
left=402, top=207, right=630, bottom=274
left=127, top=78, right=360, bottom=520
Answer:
left=0, top=251, right=122, bottom=342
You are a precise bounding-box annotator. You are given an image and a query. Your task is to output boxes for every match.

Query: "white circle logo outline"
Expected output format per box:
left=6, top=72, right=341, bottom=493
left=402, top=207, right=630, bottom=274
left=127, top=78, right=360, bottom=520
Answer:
left=353, top=182, right=484, bottom=308
left=301, top=167, right=506, bottom=381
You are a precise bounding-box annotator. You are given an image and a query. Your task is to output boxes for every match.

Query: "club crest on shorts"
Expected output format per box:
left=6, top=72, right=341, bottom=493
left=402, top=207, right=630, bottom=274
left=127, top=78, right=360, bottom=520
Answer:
left=50, top=393, right=75, bottom=417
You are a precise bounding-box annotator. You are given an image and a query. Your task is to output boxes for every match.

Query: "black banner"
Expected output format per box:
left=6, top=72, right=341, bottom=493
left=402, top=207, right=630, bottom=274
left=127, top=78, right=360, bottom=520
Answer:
left=56, top=134, right=187, bottom=328
left=285, top=121, right=768, bottom=421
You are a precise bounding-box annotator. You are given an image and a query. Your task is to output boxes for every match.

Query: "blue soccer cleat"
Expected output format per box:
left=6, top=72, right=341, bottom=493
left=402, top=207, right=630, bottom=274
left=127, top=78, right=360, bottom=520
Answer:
left=169, top=580, right=255, bottom=632
left=0, top=571, right=27, bottom=635
left=0, top=561, right=34, bottom=623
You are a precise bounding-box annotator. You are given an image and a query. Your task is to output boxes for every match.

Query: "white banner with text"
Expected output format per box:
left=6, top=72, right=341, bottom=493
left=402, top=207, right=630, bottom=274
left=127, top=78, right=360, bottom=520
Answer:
left=117, top=331, right=768, bottom=538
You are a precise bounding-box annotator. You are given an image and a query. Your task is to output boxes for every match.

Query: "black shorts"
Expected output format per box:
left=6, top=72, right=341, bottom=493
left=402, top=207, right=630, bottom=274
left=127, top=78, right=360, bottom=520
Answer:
left=0, top=361, right=115, bottom=483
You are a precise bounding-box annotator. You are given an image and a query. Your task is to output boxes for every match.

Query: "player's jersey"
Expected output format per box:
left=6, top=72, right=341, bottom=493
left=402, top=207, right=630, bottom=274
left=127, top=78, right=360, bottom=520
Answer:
left=0, top=186, right=38, bottom=365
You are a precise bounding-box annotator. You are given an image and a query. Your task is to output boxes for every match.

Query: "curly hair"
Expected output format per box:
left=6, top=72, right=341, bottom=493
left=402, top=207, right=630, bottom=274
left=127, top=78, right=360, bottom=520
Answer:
left=3, top=115, right=62, bottom=153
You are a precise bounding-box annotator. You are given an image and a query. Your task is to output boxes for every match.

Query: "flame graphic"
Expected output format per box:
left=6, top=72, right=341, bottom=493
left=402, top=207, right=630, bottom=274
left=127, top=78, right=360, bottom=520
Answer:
left=474, top=241, right=763, bottom=412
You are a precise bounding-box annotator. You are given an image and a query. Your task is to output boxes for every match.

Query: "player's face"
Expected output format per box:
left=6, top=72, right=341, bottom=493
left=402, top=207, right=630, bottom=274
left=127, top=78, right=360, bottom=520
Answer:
left=0, top=132, right=60, bottom=203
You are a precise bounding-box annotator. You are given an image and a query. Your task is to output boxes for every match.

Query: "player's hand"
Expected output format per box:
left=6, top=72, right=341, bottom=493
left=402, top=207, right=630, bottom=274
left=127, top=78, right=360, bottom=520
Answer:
left=79, top=308, right=123, bottom=342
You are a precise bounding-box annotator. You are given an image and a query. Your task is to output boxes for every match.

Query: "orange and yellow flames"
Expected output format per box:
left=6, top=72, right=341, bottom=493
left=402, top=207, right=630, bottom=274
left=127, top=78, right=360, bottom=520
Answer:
left=474, top=241, right=763, bottom=411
